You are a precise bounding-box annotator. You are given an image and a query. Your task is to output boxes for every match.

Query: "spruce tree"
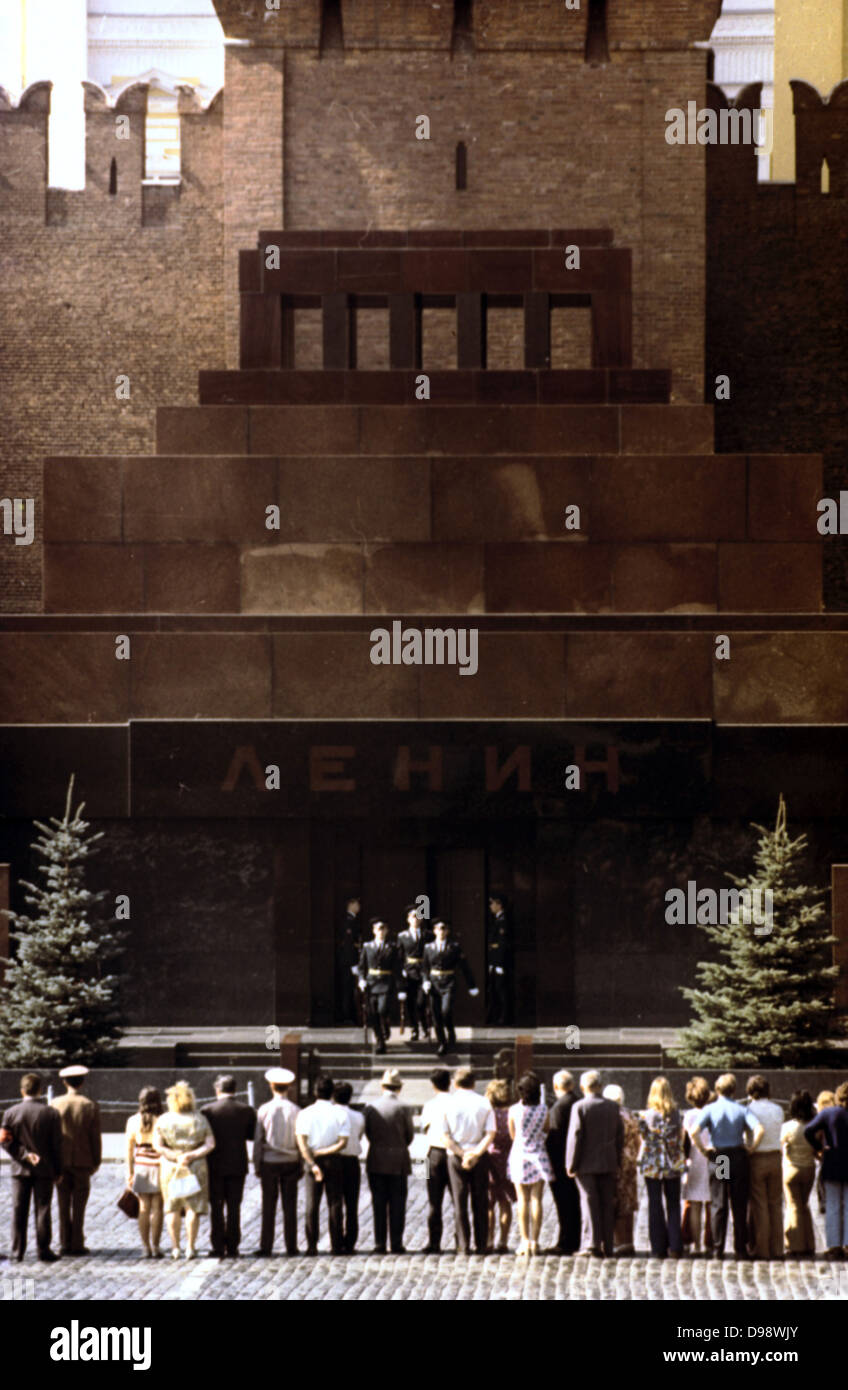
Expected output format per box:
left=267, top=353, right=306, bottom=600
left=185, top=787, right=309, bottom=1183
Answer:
left=672, top=796, right=838, bottom=1068
left=0, top=776, right=125, bottom=1067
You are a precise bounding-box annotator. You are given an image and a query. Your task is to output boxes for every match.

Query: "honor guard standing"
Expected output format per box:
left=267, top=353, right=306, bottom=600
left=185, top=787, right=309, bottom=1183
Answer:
left=486, top=895, right=512, bottom=1026
left=338, top=897, right=363, bottom=1025
left=357, top=918, right=401, bottom=1055
left=397, top=905, right=430, bottom=1043
left=422, top=920, right=479, bottom=1057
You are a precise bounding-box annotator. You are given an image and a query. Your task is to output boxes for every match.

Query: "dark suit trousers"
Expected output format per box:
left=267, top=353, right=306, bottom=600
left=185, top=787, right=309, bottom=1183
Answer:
left=549, top=1173, right=581, bottom=1253
left=367, top=990, right=391, bottom=1044
left=56, top=1168, right=91, bottom=1253
left=447, top=1153, right=489, bottom=1253
left=575, top=1171, right=616, bottom=1255
left=405, top=978, right=426, bottom=1035
left=486, top=968, right=508, bottom=1025
left=646, top=1177, right=682, bottom=1257
left=259, top=1162, right=301, bottom=1255
left=709, top=1147, right=749, bottom=1255
left=209, top=1173, right=246, bottom=1256
left=368, top=1172, right=408, bottom=1252
left=426, top=1147, right=449, bottom=1250
left=430, top=984, right=456, bottom=1048
left=11, top=1174, right=54, bottom=1258
left=304, top=1155, right=344, bottom=1254
left=340, top=1156, right=361, bottom=1252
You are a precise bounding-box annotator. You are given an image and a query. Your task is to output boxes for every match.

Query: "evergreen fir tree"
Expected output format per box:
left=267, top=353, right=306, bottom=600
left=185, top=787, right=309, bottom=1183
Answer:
left=0, top=776, right=125, bottom=1067
left=672, top=796, right=838, bottom=1068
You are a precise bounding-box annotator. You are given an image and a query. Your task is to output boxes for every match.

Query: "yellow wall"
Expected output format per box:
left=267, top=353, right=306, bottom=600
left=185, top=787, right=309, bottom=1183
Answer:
left=773, top=0, right=848, bottom=180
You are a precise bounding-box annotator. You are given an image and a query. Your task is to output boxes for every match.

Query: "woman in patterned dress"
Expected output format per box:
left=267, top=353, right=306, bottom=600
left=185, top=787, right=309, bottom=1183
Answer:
left=507, top=1072, right=552, bottom=1257
left=604, top=1084, right=640, bottom=1254
left=485, top=1078, right=516, bottom=1253
left=636, top=1076, right=686, bottom=1258
left=152, top=1081, right=216, bottom=1261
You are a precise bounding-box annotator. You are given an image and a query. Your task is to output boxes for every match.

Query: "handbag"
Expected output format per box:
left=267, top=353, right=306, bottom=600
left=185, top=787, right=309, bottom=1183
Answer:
left=169, top=1170, right=201, bottom=1200
left=117, top=1186, right=140, bottom=1219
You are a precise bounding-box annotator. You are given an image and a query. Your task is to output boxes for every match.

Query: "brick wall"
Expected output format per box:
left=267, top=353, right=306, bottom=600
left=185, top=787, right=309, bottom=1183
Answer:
left=0, top=86, right=225, bottom=612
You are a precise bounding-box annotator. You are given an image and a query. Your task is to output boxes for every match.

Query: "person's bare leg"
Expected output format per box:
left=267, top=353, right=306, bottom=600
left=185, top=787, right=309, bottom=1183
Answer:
left=498, top=1200, right=512, bottom=1249
left=691, top=1202, right=702, bottom=1252
left=487, top=1207, right=495, bottom=1253
left=185, top=1209, right=199, bottom=1256
left=517, top=1185, right=530, bottom=1253
left=166, top=1211, right=181, bottom=1256
left=151, top=1195, right=164, bottom=1253
left=530, top=1182, right=543, bottom=1252
left=138, top=1196, right=151, bottom=1253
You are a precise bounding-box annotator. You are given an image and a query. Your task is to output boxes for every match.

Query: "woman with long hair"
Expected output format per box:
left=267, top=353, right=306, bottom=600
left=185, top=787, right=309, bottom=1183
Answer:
left=485, top=1077, right=516, bottom=1253
left=507, top=1072, right=552, bottom=1257
left=125, top=1086, right=164, bottom=1257
left=636, top=1076, right=686, bottom=1259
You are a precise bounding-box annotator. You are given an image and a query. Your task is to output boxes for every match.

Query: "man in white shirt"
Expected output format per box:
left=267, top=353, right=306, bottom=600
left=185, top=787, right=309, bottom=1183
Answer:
left=420, top=1067, right=452, bottom=1253
left=745, top=1075, right=785, bottom=1260
left=254, top=1066, right=301, bottom=1256
left=333, top=1081, right=365, bottom=1254
left=296, top=1074, right=350, bottom=1255
left=441, top=1066, right=496, bottom=1253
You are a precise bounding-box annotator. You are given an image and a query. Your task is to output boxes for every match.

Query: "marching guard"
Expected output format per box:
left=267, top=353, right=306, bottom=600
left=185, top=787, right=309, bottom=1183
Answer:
left=357, top=917, right=401, bottom=1055
left=397, top=905, right=431, bottom=1042
left=422, top=919, right=479, bottom=1056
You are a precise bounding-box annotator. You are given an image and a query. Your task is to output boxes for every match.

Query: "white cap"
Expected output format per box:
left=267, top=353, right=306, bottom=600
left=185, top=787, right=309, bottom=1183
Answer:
left=265, top=1067, right=295, bottom=1085
left=59, top=1065, right=89, bottom=1079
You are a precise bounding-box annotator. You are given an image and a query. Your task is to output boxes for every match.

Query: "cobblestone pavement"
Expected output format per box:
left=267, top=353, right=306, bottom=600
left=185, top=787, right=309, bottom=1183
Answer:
left=1, top=1165, right=845, bottom=1301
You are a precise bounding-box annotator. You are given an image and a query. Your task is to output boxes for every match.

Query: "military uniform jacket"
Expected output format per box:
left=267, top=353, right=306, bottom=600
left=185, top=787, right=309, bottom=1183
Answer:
left=51, top=1092, right=102, bottom=1173
left=357, top=940, right=401, bottom=993
left=422, top=940, right=476, bottom=991
left=397, top=926, right=429, bottom=982
left=486, top=912, right=511, bottom=971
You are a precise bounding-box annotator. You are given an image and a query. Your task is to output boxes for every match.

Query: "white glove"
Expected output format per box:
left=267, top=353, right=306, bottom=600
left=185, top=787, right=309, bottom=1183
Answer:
left=422, top=981, right=432, bottom=993
left=397, top=992, right=407, bottom=1001
left=357, top=979, right=367, bottom=992
left=495, top=967, right=504, bottom=976
left=469, top=988, right=479, bottom=997
left=350, top=966, right=358, bottom=976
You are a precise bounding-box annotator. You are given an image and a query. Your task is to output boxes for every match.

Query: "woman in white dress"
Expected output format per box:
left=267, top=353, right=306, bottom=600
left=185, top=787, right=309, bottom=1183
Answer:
left=681, top=1076, right=711, bottom=1254
left=507, top=1072, right=552, bottom=1258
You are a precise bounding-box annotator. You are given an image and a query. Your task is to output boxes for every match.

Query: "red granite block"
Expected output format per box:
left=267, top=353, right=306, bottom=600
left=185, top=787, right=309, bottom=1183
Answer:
left=43, top=457, right=122, bottom=542
left=364, top=542, right=484, bottom=614
left=432, top=458, right=591, bottom=541
left=591, top=457, right=746, bottom=541
left=504, top=406, right=618, bottom=454
left=467, top=249, right=533, bottom=292
left=532, top=247, right=622, bottom=292
left=612, top=544, right=717, bottom=612
left=322, top=230, right=408, bottom=248
left=473, top=371, right=537, bottom=405
left=240, top=292, right=281, bottom=370
left=714, top=634, right=848, bottom=724
left=344, top=371, right=408, bottom=405
left=538, top=370, right=607, bottom=404
left=272, top=633, right=417, bottom=718
left=419, top=633, right=565, bottom=719
left=242, top=545, right=363, bottom=615
left=747, top=454, right=823, bottom=541
left=408, top=230, right=464, bottom=246
left=550, top=229, right=614, bottom=246
left=0, top=633, right=130, bottom=723
left=337, top=249, right=404, bottom=293
left=463, top=230, right=551, bottom=247
left=565, top=633, right=713, bottom=719
left=619, top=406, right=715, bottom=455
left=239, top=249, right=262, bottom=291
left=44, top=544, right=144, bottom=613
left=524, top=292, right=551, bottom=369
left=389, top=294, right=421, bottom=369
left=322, top=293, right=355, bottom=369
left=144, top=545, right=240, bottom=613
left=485, top=542, right=613, bottom=612
left=608, top=369, right=671, bottom=404
left=131, top=633, right=272, bottom=718
left=277, top=456, right=430, bottom=541
left=402, top=249, right=469, bottom=292
left=718, top=543, right=822, bottom=612
left=263, top=250, right=337, bottom=294
left=124, top=456, right=275, bottom=542
left=424, top=370, right=475, bottom=403
left=249, top=406, right=359, bottom=455
left=156, top=407, right=248, bottom=455
left=259, top=230, right=324, bottom=247
left=592, top=289, right=632, bottom=368
left=457, top=293, right=486, bottom=369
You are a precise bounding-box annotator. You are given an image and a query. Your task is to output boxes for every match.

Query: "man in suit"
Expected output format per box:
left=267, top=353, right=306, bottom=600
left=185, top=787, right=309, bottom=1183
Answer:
left=51, top=1064, right=101, bottom=1256
left=397, top=904, right=430, bottom=1042
left=422, top=919, right=479, bottom=1057
left=201, top=1074, right=257, bottom=1259
left=565, top=1069, right=624, bottom=1257
left=1, top=1073, right=63, bottom=1262
left=545, top=1068, right=581, bottom=1254
left=357, top=917, right=401, bottom=1055
left=364, top=1069, right=414, bottom=1254
left=485, top=895, right=512, bottom=1025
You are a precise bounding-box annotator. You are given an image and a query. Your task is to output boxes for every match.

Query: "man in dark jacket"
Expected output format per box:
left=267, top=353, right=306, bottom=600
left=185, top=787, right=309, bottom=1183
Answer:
left=357, top=918, right=401, bottom=1055
left=201, top=1075, right=257, bottom=1258
left=565, top=1070, right=624, bottom=1257
left=546, top=1068, right=581, bottom=1254
left=804, top=1081, right=848, bottom=1257
left=1, top=1073, right=63, bottom=1262
left=397, top=904, right=430, bottom=1042
left=422, top=920, right=479, bottom=1057
left=364, top=1069, right=414, bottom=1254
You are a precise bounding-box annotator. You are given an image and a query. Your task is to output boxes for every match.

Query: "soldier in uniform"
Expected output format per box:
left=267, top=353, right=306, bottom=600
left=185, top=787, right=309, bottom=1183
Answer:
left=486, top=894, right=512, bottom=1026
left=422, top=919, right=479, bottom=1057
left=357, top=918, right=401, bottom=1055
left=338, top=897, right=362, bottom=1025
left=397, top=904, right=430, bottom=1043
